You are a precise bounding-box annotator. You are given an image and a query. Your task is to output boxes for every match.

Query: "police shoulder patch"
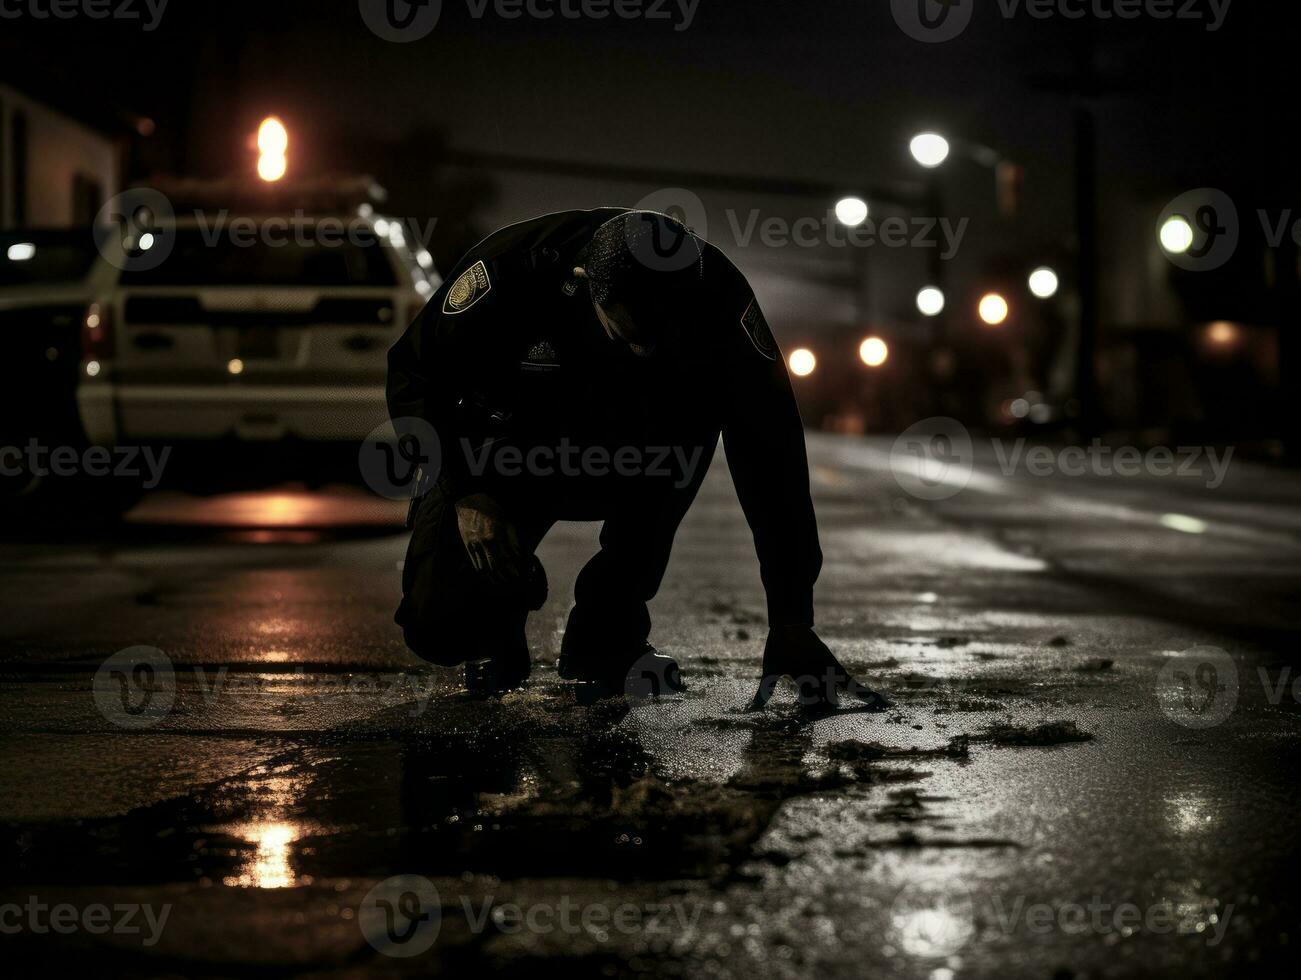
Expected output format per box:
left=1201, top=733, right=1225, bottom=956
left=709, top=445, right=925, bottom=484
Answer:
left=739, top=297, right=778, bottom=360
left=443, top=260, right=492, bottom=315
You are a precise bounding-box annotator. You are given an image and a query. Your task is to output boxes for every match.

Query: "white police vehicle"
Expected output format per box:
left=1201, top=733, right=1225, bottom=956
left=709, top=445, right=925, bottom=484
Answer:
left=77, top=178, right=437, bottom=447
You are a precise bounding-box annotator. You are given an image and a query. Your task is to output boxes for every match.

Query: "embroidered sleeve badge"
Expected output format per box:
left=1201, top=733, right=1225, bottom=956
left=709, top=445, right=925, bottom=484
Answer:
left=740, top=297, right=778, bottom=360
left=444, top=260, right=492, bottom=314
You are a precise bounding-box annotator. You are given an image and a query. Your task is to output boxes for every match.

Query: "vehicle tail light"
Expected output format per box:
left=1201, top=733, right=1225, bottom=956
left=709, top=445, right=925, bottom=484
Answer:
left=81, top=302, right=115, bottom=361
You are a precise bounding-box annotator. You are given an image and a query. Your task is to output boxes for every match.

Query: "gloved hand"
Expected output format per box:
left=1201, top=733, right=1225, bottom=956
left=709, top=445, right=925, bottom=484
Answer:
left=748, top=625, right=892, bottom=712
left=456, top=492, right=525, bottom=585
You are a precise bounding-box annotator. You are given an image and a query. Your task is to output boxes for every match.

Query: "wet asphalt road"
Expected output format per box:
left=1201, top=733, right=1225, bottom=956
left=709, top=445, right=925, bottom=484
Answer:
left=2, top=433, right=1300, bottom=978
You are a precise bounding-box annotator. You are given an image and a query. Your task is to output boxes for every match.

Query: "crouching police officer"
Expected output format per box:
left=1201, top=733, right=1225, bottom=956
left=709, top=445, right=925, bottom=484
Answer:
left=387, top=208, right=890, bottom=709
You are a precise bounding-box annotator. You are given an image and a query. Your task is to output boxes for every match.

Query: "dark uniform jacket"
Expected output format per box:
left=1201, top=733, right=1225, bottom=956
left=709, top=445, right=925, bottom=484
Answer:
left=387, top=208, right=822, bottom=627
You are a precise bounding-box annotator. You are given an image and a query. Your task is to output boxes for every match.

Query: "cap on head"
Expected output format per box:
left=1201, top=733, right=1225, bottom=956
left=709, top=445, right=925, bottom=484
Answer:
left=586, top=210, right=705, bottom=313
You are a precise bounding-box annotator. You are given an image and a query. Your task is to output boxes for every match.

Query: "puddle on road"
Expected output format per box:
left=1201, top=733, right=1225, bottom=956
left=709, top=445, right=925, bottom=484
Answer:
left=2, top=686, right=889, bottom=892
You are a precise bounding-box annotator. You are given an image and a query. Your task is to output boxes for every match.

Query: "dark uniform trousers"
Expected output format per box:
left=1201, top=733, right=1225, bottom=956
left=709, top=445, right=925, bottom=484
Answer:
left=395, top=431, right=720, bottom=669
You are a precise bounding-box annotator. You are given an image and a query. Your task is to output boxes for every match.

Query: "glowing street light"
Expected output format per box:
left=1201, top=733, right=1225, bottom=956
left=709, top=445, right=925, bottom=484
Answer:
left=6, top=242, right=35, bottom=262
left=1028, top=266, right=1060, bottom=299
left=1160, top=215, right=1194, bottom=254
left=834, top=196, right=869, bottom=227
left=1205, top=321, right=1240, bottom=348
left=257, top=153, right=288, bottom=182
left=916, top=286, right=946, bottom=317
left=978, top=292, right=1009, bottom=327
left=859, top=336, right=889, bottom=367
left=909, top=132, right=951, bottom=169
left=257, top=116, right=289, bottom=156
left=256, top=116, right=289, bottom=183
left=788, top=348, right=817, bottom=377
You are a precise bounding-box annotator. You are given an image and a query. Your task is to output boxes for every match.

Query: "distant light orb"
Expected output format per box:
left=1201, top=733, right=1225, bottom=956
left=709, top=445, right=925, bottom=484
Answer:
left=1206, top=321, right=1239, bottom=347
left=137, top=232, right=156, bottom=252
left=1028, top=266, right=1060, bottom=299
left=834, top=197, right=869, bottom=227
left=859, top=336, right=889, bottom=367
left=257, top=116, right=289, bottom=156
left=7, top=242, right=35, bottom=262
left=1160, top=215, right=1195, bottom=254
left=978, top=292, right=1010, bottom=326
left=227, top=358, right=245, bottom=376
left=909, top=132, right=951, bottom=169
left=85, top=360, right=101, bottom=378
left=788, top=348, right=817, bottom=377
left=1010, top=398, right=1030, bottom=419
left=257, top=153, right=287, bottom=182
left=916, top=286, right=946, bottom=317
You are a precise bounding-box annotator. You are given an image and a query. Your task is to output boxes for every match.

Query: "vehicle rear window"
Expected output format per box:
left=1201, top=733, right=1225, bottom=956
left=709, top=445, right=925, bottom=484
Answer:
left=119, top=226, right=398, bottom=287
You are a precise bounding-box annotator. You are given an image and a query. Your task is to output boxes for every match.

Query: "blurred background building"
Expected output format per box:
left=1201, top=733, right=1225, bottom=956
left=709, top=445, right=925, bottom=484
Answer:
left=0, top=82, right=122, bottom=229
left=1, top=1, right=1296, bottom=456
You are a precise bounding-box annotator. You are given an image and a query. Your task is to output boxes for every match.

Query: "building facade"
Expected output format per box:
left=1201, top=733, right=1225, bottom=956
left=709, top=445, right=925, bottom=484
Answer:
left=0, top=83, right=119, bottom=230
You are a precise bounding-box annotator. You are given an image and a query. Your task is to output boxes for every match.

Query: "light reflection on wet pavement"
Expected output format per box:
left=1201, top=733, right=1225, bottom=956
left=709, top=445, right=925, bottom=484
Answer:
left=2, top=434, right=1300, bottom=976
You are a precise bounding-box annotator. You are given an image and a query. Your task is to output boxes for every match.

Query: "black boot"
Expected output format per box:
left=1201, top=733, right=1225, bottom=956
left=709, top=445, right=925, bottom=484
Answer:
left=465, top=646, right=531, bottom=695
left=558, top=640, right=686, bottom=699
left=463, top=557, right=548, bottom=696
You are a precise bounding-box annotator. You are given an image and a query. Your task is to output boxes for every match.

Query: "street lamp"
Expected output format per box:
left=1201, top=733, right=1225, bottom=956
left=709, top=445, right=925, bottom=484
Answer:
left=257, top=116, right=289, bottom=183
left=909, top=132, right=951, bottom=169
left=1028, top=266, right=1060, bottom=299
left=859, top=336, right=889, bottom=367
left=916, top=286, right=946, bottom=317
left=1159, top=215, right=1194, bottom=255
left=978, top=292, right=1009, bottom=326
left=834, top=196, right=869, bottom=227
left=1205, top=321, right=1240, bottom=349
left=788, top=348, right=817, bottom=377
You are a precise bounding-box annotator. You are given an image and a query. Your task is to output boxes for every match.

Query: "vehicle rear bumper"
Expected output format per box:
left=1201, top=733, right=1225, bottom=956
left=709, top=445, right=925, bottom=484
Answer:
left=78, top=380, right=389, bottom=444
